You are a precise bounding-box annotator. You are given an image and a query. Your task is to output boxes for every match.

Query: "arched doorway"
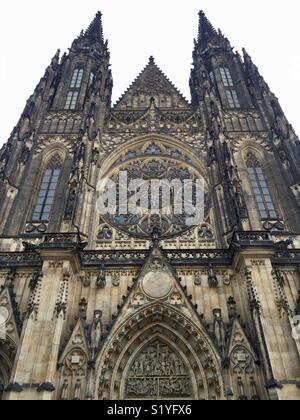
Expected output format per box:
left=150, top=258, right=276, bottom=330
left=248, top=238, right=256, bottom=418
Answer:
left=95, top=302, right=224, bottom=400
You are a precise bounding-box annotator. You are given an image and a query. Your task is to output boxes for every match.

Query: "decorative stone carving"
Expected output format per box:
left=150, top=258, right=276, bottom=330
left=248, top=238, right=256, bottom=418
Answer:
left=126, top=340, right=192, bottom=399
left=132, top=293, right=146, bottom=307
left=25, top=223, right=48, bottom=234
left=80, top=272, right=91, bottom=288
left=48, top=262, right=64, bottom=269
left=91, top=310, right=103, bottom=358
left=231, top=346, right=254, bottom=374
left=194, top=273, right=202, bottom=286
left=271, top=269, right=291, bottom=316
left=169, top=291, right=183, bottom=306
left=112, top=275, right=120, bottom=287
left=26, top=273, right=43, bottom=319
left=142, top=271, right=173, bottom=299
left=198, top=224, right=214, bottom=240
left=99, top=156, right=204, bottom=239
left=149, top=256, right=164, bottom=271
left=64, top=349, right=87, bottom=376
left=208, top=264, right=218, bottom=288
left=97, top=225, right=113, bottom=240
left=96, top=265, right=106, bottom=289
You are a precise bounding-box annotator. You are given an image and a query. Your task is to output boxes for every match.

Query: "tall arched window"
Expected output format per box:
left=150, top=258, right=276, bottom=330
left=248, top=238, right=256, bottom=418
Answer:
left=64, top=67, right=84, bottom=110
left=32, top=154, right=62, bottom=222
left=246, top=153, right=277, bottom=220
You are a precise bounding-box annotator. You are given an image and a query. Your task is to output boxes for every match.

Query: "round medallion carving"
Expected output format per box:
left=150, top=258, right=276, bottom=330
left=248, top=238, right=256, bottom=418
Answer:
left=142, top=271, right=173, bottom=299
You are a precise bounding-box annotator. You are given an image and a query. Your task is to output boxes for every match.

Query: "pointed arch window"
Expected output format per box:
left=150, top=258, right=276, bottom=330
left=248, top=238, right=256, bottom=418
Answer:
left=220, top=67, right=234, bottom=87
left=64, top=68, right=84, bottom=110
left=220, top=66, right=241, bottom=109
left=32, top=155, right=62, bottom=222
left=246, top=154, right=277, bottom=220
left=226, top=90, right=240, bottom=109
left=70, top=68, right=84, bottom=89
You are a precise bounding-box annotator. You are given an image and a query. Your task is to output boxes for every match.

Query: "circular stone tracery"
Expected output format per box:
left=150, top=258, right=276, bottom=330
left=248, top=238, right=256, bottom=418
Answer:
left=99, top=155, right=206, bottom=240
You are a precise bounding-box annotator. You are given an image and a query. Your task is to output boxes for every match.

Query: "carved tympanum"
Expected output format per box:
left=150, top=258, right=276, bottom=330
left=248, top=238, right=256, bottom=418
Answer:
left=126, top=339, right=192, bottom=399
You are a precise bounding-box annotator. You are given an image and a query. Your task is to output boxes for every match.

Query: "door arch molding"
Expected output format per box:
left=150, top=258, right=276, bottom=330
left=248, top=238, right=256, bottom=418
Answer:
left=95, top=302, right=224, bottom=400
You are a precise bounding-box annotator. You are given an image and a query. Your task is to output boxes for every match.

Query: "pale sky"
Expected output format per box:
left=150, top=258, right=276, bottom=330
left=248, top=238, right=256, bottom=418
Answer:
left=0, top=1, right=299, bottom=144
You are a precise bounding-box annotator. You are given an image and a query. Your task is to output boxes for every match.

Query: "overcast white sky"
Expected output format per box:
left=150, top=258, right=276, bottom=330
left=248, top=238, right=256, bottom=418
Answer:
left=0, top=1, right=299, bottom=144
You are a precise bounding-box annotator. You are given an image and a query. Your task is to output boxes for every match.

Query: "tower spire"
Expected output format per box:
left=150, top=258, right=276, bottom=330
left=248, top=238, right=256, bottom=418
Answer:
left=83, top=11, right=104, bottom=43
left=198, top=10, right=218, bottom=42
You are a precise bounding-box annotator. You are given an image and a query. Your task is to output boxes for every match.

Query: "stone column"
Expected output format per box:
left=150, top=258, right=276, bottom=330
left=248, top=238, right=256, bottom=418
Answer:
left=5, top=247, right=80, bottom=400
left=235, top=249, right=300, bottom=400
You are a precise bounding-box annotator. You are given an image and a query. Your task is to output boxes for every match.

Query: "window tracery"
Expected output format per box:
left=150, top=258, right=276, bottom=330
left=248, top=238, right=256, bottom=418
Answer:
left=246, top=153, right=277, bottom=220
left=31, top=154, right=62, bottom=222
left=100, top=156, right=207, bottom=239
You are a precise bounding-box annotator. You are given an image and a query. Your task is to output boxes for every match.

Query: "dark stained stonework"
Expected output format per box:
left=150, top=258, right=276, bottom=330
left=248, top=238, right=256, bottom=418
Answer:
left=0, top=11, right=299, bottom=401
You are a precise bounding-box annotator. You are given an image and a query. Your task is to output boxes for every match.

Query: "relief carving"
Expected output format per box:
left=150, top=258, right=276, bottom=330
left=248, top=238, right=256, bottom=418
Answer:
left=231, top=346, right=254, bottom=374
left=126, top=340, right=192, bottom=398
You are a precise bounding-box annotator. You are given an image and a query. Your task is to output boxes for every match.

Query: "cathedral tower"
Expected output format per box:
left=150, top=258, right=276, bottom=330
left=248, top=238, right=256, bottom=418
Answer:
left=0, top=11, right=299, bottom=401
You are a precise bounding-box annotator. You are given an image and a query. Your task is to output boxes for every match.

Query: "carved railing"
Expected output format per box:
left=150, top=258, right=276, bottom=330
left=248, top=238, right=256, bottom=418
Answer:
left=0, top=247, right=300, bottom=269
left=165, top=249, right=233, bottom=266
left=43, top=232, right=82, bottom=244
left=272, top=250, right=300, bottom=265
left=233, top=231, right=273, bottom=243
left=1, top=230, right=300, bottom=269
left=81, top=248, right=233, bottom=267
left=0, top=252, right=42, bottom=268
left=38, top=232, right=86, bottom=250
left=80, top=250, right=150, bottom=267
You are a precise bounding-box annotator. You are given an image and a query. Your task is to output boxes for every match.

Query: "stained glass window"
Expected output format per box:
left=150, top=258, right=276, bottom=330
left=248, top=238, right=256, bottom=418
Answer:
left=64, top=68, right=84, bottom=110
left=247, top=154, right=277, bottom=220
left=220, top=67, right=241, bottom=109
left=32, top=156, right=61, bottom=222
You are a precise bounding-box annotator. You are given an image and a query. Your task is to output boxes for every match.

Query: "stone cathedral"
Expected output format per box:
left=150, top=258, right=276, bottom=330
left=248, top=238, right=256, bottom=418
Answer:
left=0, top=11, right=300, bottom=401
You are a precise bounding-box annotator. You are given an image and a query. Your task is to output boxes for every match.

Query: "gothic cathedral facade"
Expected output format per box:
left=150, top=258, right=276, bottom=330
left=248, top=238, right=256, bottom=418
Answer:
left=0, top=11, right=300, bottom=401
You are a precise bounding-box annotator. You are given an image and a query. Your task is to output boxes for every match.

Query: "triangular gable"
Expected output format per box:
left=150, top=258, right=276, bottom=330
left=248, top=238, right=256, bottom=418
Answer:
left=227, top=318, right=258, bottom=362
left=59, top=318, right=90, bottom=363
left=114, top=57, right=190, bottom=110
left=95, top=246, right=223, bottom=400
left=106, top=246, right=206, bottom=335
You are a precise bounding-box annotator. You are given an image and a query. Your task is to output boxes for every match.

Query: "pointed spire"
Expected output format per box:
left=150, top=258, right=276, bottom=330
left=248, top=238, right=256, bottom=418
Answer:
left=83, top=11, right=104, bottom=43
left=198, top=10, right=218, bottom=42
left=242, top=48, right=254, bottom=65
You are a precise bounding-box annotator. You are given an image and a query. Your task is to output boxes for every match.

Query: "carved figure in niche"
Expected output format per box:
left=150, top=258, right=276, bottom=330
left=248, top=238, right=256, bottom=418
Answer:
left=90, top=310, right=103, bottom=358
left=96, top=264, right=106, bottom=289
